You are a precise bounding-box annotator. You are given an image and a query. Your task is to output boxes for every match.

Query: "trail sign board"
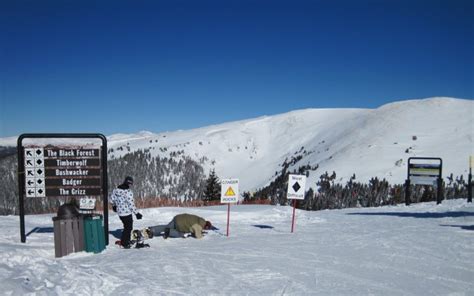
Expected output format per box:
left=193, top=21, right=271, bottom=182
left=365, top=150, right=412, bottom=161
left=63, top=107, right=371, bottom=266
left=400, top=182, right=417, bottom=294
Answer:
left=221, top=179, right=239, bottom=203
left=23, top=147, right=102, bottom=198
left=18, top=134, right=109, bottom=244
left=407, top=158, right=442, bottom=186
left=405, top=157, right=443, bottom=205
left=287, top=174, right=306, bottom=200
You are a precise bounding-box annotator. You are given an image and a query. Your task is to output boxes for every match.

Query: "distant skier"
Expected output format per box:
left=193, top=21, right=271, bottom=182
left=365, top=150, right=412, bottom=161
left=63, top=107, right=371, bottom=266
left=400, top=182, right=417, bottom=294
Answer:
left=110, top=176, right=143, bottom=248
left=148, top=213, right=213, bottom=239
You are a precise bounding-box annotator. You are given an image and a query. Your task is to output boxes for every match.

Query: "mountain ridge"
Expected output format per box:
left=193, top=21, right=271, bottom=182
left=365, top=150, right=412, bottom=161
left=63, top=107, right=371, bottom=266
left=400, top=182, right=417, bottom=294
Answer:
left=1, top=97, right=472, bottom=192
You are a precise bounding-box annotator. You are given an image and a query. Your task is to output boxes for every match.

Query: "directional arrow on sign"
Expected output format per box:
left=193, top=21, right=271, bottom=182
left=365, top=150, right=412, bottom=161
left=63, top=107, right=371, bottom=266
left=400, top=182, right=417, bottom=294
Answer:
left=26, top=160, right=33, bottom=166
left=28, top=190, right=35, bottom=195
left=26, top=150, right=33, bottom=157
left=27, top=169, right=34, bottom=176
left=27, top=180, right=34, bottom=186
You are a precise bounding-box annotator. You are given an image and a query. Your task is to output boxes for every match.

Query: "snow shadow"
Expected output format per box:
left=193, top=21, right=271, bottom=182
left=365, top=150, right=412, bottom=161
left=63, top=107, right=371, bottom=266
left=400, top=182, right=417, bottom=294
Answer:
left=26, top=227, right=54, bottom=237
left=109, top=229, right=122, bottom=239
left=347, top=211, right=474, bottom=219
left=252, top=224, right=274, bottom=229
left=440, top=224, right=474, bottom=231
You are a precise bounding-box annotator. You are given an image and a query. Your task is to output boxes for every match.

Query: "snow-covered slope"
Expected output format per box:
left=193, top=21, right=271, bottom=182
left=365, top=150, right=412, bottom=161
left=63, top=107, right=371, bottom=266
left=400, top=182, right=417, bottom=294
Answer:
left=2, top=97, right=472, bottom=192
left=1, top=199, right=473, bottom=295
left=105, top=97, right=473, bottom=191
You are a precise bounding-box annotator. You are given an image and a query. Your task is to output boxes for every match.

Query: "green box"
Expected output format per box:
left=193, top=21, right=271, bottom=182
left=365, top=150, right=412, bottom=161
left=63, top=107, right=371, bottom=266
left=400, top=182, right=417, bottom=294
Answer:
left=83, top=215, right=106, bottom=253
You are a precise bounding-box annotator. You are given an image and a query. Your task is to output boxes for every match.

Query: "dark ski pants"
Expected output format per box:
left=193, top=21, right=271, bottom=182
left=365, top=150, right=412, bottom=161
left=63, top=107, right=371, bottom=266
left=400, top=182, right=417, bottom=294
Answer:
left=149, top=219, right=185, bottom=238
left=120, top=214, right=133, bottom=246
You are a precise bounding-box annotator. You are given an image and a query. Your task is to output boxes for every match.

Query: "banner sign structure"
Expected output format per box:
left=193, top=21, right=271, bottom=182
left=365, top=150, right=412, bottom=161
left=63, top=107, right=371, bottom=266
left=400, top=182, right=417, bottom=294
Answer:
left=287, top=174, right=306, bottom=233
left=405, top=157, right=443, bottom=205
left=221, top=179, right=239, bottom=203
left=17, top=134, right=109, bottom=244
left=287, top=174, right=306, bottom=200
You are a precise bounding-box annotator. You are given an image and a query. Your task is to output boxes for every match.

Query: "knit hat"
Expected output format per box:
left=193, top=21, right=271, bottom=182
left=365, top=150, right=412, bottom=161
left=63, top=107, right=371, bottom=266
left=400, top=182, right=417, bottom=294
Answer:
left=204, top=221, right=212, bottom=230
left=124, top=176, right=134, bottom=185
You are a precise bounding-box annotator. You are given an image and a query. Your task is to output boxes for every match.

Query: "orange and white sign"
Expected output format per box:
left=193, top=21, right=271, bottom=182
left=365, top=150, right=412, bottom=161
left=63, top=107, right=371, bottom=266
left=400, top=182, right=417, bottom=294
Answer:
left=221, top=179, right=239, bottom=203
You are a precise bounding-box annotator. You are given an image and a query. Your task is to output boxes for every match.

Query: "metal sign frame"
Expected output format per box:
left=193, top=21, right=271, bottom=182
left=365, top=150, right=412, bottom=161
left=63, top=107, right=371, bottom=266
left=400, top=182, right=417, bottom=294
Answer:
left=404, top=157, right=443, bottom=205
left=17, top=133, right=109, bottom=245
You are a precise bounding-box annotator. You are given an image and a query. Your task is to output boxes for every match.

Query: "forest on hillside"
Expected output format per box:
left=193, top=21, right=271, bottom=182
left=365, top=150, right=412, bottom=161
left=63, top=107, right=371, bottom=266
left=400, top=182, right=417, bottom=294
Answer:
left=0, top=148, right=470, bottom=215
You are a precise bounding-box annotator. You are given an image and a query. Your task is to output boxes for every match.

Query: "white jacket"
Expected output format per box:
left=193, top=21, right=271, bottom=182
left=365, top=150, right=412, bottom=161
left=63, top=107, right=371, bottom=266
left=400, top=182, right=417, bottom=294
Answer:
left=110, top=188, right=137, bottom=217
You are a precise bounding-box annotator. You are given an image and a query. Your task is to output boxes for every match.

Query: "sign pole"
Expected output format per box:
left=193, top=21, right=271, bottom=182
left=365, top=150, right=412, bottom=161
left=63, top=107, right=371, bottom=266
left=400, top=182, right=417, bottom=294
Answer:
left=226, top=203, right=230, bottom=237
left=404, top=179, right=411, bottom=206
left=468, top=156, right=473, bottom=203
left=291, top=199, right=296, bottom=233
left=468, top=169, right=472, bottom=203
left=17, top=137, right=26, bottom=243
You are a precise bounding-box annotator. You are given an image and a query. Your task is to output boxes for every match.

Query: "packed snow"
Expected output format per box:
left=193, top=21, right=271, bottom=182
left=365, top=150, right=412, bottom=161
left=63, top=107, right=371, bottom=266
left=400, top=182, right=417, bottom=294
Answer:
left=1, top=199, right=473, bottom=295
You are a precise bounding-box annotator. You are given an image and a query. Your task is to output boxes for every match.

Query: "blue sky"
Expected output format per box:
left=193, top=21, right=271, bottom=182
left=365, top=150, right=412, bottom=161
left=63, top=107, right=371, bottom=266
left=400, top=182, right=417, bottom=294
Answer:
left=1, top=0, right=472, bottom=138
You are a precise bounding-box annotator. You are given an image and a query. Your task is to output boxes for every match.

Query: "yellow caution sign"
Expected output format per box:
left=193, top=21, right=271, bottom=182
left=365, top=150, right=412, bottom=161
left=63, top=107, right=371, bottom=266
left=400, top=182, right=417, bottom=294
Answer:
left=221, top=179, right=239, bottom=203
left=225, top=186, right=236, bottom=196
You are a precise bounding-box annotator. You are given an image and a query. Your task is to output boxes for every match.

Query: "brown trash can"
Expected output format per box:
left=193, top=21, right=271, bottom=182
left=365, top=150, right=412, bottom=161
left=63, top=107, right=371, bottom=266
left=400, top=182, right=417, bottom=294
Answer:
left=52, top=216, right=84, bottom=258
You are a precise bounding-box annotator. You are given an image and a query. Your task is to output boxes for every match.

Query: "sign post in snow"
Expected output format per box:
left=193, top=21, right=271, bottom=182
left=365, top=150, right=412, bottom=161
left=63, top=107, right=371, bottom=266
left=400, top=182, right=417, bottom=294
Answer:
left=404, top=157, right=443, bottom=205
left=221, top=178, right=239, bottom=237
left=287, top=174, right=306, bottom=233
left=17, top=134, right=109, bottom=244
left=468, top=156, right=473, bottom=203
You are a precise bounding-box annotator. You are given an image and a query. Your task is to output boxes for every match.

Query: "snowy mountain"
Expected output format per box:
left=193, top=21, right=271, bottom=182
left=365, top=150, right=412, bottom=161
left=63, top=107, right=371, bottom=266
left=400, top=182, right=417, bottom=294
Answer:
left=1, top=97, right=472, bottom=193
left=105, top=97, right=472, bottom=191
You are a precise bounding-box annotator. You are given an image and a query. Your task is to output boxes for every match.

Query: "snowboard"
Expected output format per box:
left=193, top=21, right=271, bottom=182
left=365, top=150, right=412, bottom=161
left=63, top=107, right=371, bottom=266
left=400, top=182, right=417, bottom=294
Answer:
left=115, top=228, right=152, bottom=249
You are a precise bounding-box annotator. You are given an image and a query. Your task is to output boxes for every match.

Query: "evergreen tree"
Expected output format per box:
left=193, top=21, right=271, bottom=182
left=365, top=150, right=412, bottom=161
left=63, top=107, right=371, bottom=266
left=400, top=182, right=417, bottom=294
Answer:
left=204, top=169, right=220, bottom=201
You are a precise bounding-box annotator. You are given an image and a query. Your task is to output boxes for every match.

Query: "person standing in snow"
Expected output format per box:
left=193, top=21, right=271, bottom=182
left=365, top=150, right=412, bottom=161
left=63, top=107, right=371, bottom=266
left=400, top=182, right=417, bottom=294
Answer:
left=148, top=213, right=213, bottom=239
left=110, top=176, right=143, bottom=248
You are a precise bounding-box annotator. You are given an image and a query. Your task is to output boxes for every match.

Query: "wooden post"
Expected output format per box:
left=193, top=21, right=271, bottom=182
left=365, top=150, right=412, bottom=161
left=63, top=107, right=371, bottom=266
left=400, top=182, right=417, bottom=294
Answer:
left=291, top=199, right=297, bottom=233
left=226, top=204, right=230, bottom=237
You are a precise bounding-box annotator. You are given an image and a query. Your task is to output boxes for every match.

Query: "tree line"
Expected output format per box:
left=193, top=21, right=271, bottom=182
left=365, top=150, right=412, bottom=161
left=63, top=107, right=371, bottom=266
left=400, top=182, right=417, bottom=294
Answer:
left=246, top=167, right=470, bottom=210
left=0, top=147, right=470, bottom=215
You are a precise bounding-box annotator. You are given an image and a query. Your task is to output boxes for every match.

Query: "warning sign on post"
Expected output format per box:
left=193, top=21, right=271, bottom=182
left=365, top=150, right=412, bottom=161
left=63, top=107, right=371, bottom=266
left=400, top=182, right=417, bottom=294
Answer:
left=221, top=179, right=239, bottom=203
left=287, top=174, right=306, bottom=200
